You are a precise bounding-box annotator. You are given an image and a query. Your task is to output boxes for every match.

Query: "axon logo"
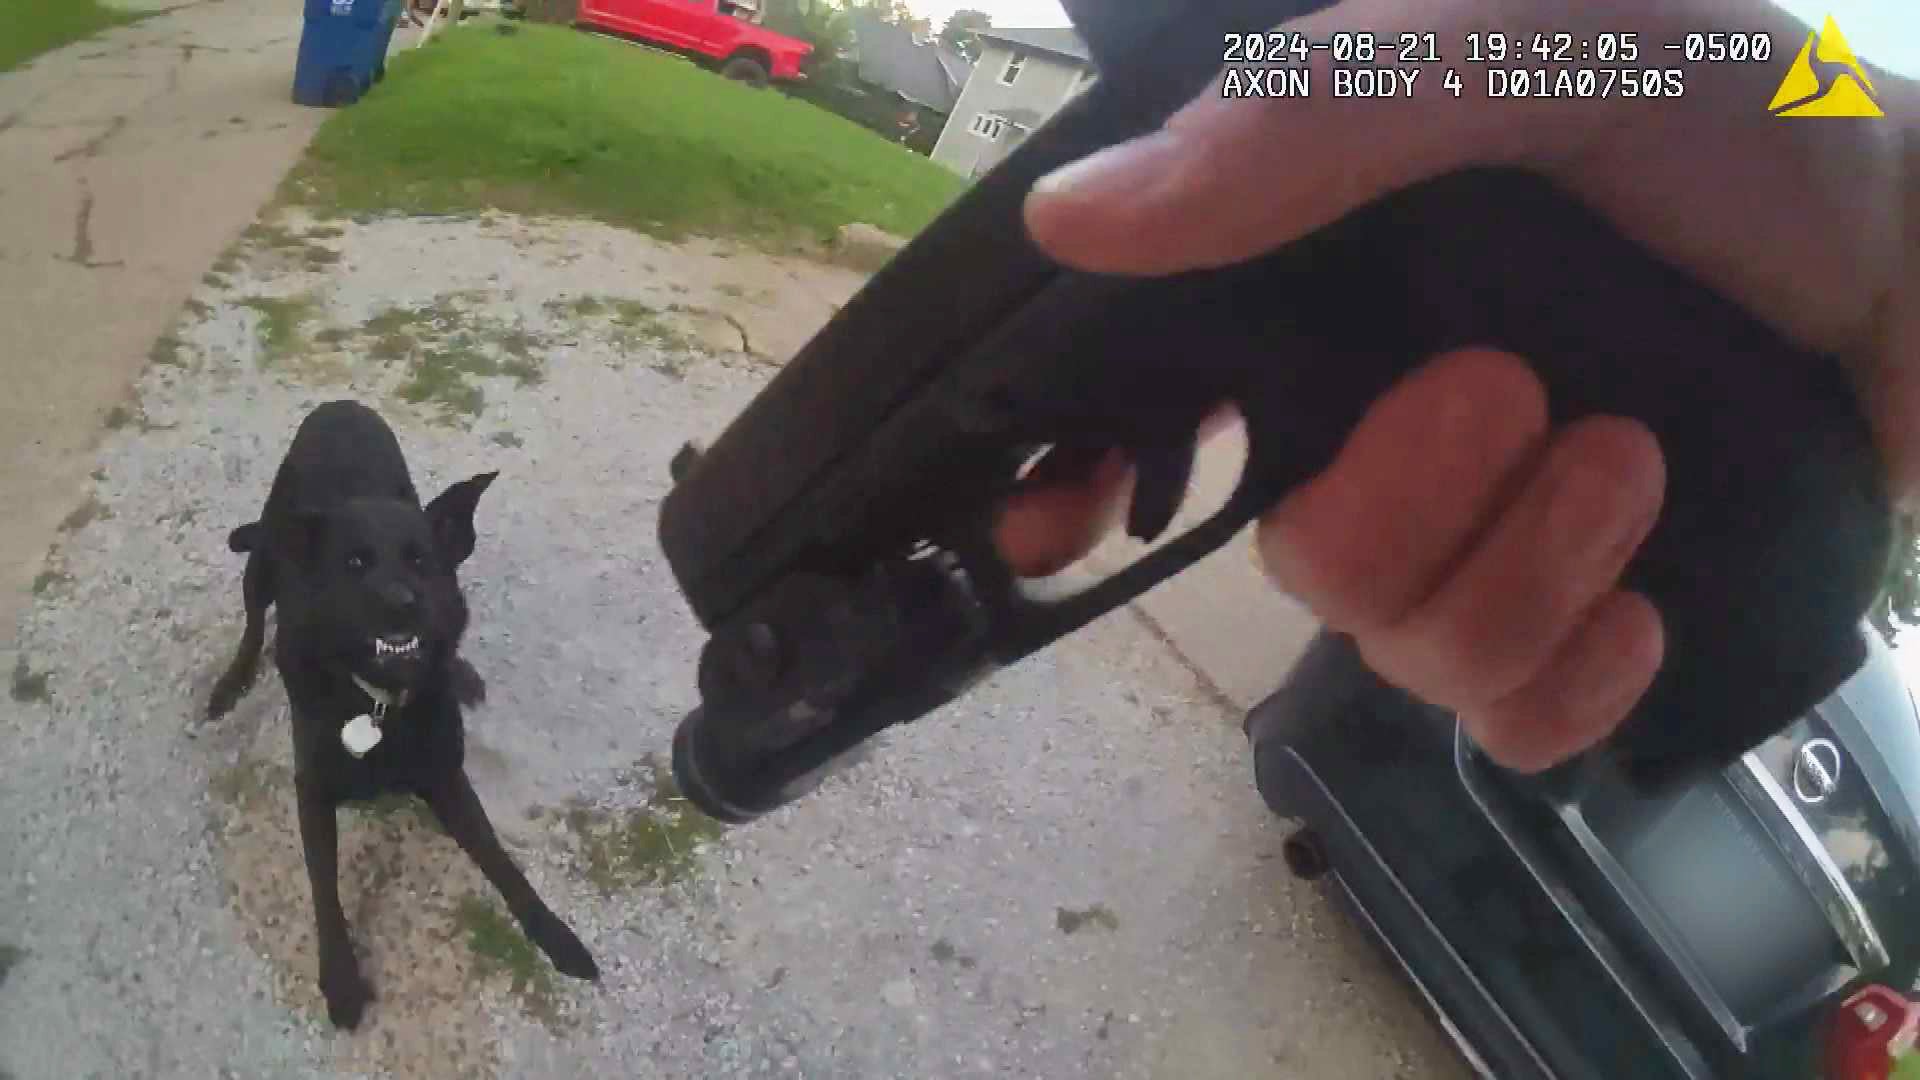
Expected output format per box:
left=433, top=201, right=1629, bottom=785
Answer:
left=1768, top=16, right=1885, bottom=117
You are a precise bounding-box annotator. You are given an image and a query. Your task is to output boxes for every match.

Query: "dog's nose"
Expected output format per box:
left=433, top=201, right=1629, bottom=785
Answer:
left=380, top=582, right=419, bottom=616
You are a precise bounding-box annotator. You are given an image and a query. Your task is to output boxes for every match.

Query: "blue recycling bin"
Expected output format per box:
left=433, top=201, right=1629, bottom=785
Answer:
left=364, top=0, right=404, bottom=85
left=292, top=0, right=398, bottom=108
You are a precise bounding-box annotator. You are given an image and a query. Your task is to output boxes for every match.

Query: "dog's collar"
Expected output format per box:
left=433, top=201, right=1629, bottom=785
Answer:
left=342, top=674, right=409, bottom=759
left=349, top=673, right=410, bottom=718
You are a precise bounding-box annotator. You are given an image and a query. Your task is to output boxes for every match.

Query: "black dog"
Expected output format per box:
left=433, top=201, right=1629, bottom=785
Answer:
left=207, top=399, right=598, bottom=1029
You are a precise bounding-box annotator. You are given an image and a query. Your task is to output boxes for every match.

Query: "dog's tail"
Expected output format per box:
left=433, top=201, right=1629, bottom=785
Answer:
left=228, top=522, right=261, bottom=554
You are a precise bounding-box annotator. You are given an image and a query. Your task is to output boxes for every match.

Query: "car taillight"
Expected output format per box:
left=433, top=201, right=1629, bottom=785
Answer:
left=1828, top=985, right=1920, bottom=1080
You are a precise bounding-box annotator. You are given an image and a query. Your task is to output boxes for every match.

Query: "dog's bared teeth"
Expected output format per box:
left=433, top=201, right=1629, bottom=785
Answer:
left=372, top=635, right=418, bottom=658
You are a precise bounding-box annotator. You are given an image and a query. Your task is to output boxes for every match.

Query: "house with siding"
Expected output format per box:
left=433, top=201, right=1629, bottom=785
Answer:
left=839, top=9, right=974, bottom=149
left=930, top=27, right=1094, bottom=178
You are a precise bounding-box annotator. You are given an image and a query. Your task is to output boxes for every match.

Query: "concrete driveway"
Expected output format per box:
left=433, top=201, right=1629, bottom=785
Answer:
left=0, top=0, right=326, bottom=649
left=0, top=8, right=1468, bottom=1077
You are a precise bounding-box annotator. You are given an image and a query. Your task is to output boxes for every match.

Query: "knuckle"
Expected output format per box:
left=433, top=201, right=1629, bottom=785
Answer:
left=1462, top=699, right=1564, bottom=773
left=1437, top=609, right=1551, bottom=704
left=1274, top=522, right=1419, bottom=631
left=1550, top=418, right=1665, bottom=510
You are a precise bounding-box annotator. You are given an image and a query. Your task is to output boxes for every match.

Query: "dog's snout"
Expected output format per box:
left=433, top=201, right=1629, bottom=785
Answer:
left=379, top=581, right=419, bottom=615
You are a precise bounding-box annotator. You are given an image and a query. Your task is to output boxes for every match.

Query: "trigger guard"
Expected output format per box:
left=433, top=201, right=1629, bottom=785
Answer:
left=1125, top=441, right=1198, bottom=544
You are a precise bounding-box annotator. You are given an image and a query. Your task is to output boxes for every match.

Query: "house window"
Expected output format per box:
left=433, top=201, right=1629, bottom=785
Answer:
left=999, top=51, right=1026, bottom=85
left=968, top=113, right=1007, bottom=140
left=1065, top=66, right=1098, bottom=101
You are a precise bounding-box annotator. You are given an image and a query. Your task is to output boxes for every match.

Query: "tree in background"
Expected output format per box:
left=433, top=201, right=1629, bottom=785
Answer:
left=762, top=0, right=937, bottom=155
left=765, top=0, right=922, bottom=70
left=1874, top=512, right=1920, bottom=645
left=939, top=9, right=991, bottom=59
left=763, top=0, right=854, bottom=76
left=842, top=0, right=915, bottom=25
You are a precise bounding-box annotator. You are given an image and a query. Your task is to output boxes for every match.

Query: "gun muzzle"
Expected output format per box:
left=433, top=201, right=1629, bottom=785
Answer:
left=669, top=552, right=1000, bottom=825
left=671, top=706, right=826, bottom=824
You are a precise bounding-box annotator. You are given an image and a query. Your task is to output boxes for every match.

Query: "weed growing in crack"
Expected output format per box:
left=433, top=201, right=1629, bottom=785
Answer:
left=452, top=895, right=562, bottom=1026
left=359, top=295, right=547, bottom=421
left=546, top=294, right=704, bottom=366
left=57, top=495, right=109, bottom=533
left=349, top=791, right=439, bottom=830
left=209, top=758, right=292, bottom=810
left=241, top=221, right=342, bottom=272
left=1055, top=904, right=1121, bottom=935
left=563, top=758, right=723, bottom=894
left=149, top=333, right=188, bottom=368
left=9, top=657, right=50, bottom=703
left=238, top=293, right=320, bottom=368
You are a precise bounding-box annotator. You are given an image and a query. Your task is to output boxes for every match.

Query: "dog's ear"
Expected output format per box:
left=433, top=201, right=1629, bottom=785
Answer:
left=426, top=471, right=498, bottom=567
left=266, top=510, right=328, bottom=566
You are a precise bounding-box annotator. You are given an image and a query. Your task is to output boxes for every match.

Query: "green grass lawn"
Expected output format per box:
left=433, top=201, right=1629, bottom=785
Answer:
left=0, top=0, right=146, bottom=73
left=282, top=21, right=969, bottom=247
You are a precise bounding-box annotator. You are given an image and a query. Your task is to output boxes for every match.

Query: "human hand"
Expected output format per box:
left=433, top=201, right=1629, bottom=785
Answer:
left=993, top=0, right=1918, bottom=772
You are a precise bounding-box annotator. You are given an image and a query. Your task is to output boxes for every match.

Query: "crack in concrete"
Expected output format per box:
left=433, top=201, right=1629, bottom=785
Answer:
left=75, top=45, right=137, bottom=61
left=72, top=187, right=98, bottom=264
left=1122, top=602, right=1242, bottom=721
left=719, top=312, right=755, bottom=356
left=53, top=115, right=128, bottom=164
left=82, top=926, right=110, bottom=983
left=64, top=184, right=123, bottom=270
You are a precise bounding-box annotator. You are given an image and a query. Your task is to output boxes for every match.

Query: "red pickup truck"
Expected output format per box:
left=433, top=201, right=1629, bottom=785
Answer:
left=576, top=0, right=813, bottom=87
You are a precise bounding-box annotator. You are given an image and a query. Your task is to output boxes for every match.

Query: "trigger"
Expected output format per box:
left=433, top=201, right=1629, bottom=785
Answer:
left=1126, top=441, right=1196, bottom=544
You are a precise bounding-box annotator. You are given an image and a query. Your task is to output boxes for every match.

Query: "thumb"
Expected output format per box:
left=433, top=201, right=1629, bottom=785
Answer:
left=1022, top=0, right=1610, bottom=276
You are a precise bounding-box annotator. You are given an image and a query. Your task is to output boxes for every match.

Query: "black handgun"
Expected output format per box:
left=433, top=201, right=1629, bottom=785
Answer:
left=658, top=0, right=1893, bottom=824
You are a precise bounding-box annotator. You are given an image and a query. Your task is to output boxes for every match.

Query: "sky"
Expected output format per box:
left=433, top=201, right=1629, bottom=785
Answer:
left=903, top=0, right=1919, bottom=78
left=906, top=0, right=1067, bottom=32
left=1774, top=0, right=1920, bottom=76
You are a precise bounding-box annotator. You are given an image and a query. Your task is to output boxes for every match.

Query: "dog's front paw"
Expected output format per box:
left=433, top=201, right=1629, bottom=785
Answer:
left=447, top=656, right=487, bottom=708
left=524, top=907, right=599, bottom=982
left=319, top=952, right=377, bottom=1030
left=206, top=665, right=256, bottom=721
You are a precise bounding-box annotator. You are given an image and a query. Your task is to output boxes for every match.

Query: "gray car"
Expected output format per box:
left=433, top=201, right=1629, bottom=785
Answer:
left=1247, top=623, right=1920, bottom=1079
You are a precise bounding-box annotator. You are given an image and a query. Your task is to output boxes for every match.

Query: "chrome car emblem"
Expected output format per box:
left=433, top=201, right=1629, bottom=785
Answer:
left=1792, top=738, right=1843, bottom=806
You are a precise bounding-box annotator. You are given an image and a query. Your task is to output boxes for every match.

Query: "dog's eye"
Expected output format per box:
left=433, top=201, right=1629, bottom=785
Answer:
left=345, top=552, right=369, bottom=571
left=409, top=551, right=428, bottom=570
